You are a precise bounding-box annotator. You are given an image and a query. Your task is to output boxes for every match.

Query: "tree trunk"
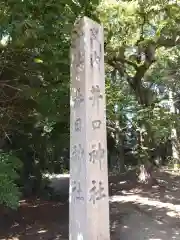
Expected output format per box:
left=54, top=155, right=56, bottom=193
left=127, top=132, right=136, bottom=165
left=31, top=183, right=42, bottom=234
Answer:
left=136, top=121, right=156, bottom=185
left=169, top=90, right=179, bottom=170
left=115, top=119, right=125, bottom=172
left=138, top=162, right=157, bottom=186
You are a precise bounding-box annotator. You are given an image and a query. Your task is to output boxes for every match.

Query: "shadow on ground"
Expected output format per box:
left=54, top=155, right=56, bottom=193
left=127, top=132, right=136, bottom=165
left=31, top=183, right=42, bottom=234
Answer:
left=0, top=200, right=126, bottom=240
left=0, top=199, right=69, bottom=240
left=1, top=169, right=180, bottom=239
left=110, top=168, right=180, bottom=239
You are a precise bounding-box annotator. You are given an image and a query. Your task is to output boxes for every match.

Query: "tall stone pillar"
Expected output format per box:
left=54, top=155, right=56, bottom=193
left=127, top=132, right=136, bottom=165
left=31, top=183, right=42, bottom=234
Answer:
left=70, top=16, right=110, bottom=240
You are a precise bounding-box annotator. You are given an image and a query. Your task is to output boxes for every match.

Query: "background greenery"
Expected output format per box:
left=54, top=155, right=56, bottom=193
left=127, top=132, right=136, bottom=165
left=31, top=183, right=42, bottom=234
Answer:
left=0, top=0, right=180, bottom=208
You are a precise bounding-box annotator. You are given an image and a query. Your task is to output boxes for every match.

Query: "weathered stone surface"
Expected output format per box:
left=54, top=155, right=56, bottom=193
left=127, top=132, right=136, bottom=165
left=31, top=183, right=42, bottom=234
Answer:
left=69, top=17, right=110, bottom=240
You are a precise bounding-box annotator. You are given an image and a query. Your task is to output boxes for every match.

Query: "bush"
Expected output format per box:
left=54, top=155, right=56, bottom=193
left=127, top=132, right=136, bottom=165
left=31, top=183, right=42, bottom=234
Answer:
left=0, top=152, right=22, bottom=209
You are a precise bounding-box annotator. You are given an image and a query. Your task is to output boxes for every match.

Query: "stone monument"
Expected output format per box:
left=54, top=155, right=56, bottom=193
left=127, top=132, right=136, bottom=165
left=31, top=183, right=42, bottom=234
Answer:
left=69, top=16, right=110, bottom=240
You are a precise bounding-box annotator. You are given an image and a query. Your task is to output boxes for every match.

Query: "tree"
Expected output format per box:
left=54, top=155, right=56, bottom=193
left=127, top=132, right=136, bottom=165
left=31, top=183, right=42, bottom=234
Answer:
left=98, top=0, right=180, bottom=182
left=0, top=0, right=99, bottom=207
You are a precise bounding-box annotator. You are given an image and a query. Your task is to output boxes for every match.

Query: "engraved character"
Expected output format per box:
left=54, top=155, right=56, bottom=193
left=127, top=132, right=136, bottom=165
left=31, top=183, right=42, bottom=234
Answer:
left=75, top=118, right=82, bottom=132
left=76, top=182, right=84, bottom=200
left=89, top=85, right=103, bottom=111
left=71, top=180, right=84, bottom=201
left=75, top=51, right=84, bottom=72
left=89, top=180, right=106, bottom=204
left=72, top=144, right=84, bottom=162
left=90, top=53, right=93, bottom=67
left=89, top=180, right=97, bottom=204
left=73, top=88, right=84, bottom=108
left=71, top=29, right=84, bottom=48
left=90, top=28, right=101, bottom=70
left=96, top=181, right=106, bottom=200
left=72, top=180, right=77, bottom=192
left=89, top=145, right=97, bottom=164
left=72, top=144, right=84, bottom=172
left=89, top=143, right=105, bottom=170
left=94, top=50, right=101, bottom=67
left=92, top=120, right=102, bottom=130
left=90, top=28, right=99, bottom=42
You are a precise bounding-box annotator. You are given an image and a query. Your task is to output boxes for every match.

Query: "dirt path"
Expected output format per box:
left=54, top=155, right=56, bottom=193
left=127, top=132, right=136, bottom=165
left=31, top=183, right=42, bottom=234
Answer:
left=0, top=169, right=180, bottom=239
left=118, top=207, right=179, bottom=240
left=111, top=168, right=180, bottom=239
left=1, top=201, right=178, bottom=240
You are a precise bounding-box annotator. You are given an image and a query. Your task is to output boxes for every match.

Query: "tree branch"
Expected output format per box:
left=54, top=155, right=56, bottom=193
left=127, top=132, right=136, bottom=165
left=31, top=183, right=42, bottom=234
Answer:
left=0, top=83, right=22, bottom=92
left=157, top=36, right=180, bottom=48
left=115, top=56, right=138, bottom=70
left=106, top=58, right=134, bottom=87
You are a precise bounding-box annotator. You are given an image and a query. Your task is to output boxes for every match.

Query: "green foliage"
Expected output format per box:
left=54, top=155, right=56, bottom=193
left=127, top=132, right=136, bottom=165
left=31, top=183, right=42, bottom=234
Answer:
left=1, top=0, right=180, bottom=198
left=0, top=152, right=22, bottom=209
left=0, top=0, right=100, bottom=205
left=98, top=0, right=180, bottom=168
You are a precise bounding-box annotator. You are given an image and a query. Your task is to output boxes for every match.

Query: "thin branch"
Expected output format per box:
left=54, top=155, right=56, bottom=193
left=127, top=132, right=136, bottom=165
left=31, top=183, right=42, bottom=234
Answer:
left=0, top=83, right=22, bottom=92
left=115, top=56, right=138, bottom=70
left=0, top=92, right=20, bottom=102
left=3, top=129, right=12, bottom=144
left=107, top=125, right=126, bottom=133
left=0, top=80, right=14, bottom=83
left=157, top=36, right=180, bottom=48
